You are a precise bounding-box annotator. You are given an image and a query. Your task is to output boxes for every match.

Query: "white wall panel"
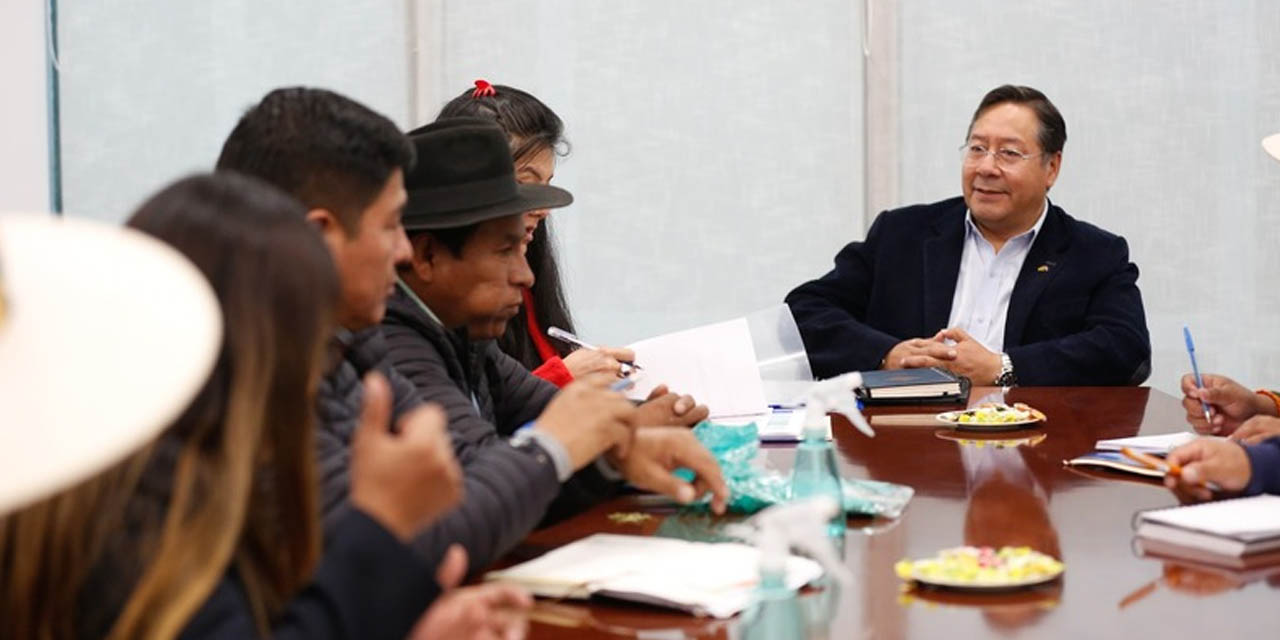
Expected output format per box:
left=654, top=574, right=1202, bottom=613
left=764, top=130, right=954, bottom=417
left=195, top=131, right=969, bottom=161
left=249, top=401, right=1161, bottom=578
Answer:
left=57, top=0, right=411, bottom=222
left=1, top=0, right=51, bottom=213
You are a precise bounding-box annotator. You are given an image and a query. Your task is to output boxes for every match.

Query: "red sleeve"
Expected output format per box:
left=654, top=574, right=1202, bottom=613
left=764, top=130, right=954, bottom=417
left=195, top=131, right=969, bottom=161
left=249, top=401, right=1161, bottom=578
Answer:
left=532, top=355, right=574, bottom=388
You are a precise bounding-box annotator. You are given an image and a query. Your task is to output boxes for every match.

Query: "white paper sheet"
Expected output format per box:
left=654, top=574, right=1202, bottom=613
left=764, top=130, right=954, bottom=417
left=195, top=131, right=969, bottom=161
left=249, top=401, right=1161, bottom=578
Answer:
left=1095, top=431, right=1201, bottom=454
left=484, top=533, right=823, bottom=618
left=625, top=318, right=768, bottom=418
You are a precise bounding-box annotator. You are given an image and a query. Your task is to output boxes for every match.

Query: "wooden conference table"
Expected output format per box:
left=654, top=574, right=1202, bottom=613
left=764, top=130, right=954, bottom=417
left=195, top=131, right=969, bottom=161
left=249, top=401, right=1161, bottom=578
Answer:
left=503, top=387, right=1278, bottom=639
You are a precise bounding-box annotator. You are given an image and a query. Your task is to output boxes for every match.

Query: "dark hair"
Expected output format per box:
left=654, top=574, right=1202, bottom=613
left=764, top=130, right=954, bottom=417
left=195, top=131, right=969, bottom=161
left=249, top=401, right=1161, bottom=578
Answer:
left=499, top=218, right=576, bottom=366
left=216, top=87, right=414, bottom=234
left=437, top=84, right=568, bottom=164
left=409, top=223, right=481, bottom=258
left=111, top=173, right=336, bottom=639
left=967, top=85, right=1067, bottom=157
left=437, top=84, right=577, bottom=364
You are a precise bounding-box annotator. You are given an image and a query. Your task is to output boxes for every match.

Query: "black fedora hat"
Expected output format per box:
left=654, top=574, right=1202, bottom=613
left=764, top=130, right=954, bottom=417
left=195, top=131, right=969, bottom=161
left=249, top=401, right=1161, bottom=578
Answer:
left=402, top=117, right=573, bottom=230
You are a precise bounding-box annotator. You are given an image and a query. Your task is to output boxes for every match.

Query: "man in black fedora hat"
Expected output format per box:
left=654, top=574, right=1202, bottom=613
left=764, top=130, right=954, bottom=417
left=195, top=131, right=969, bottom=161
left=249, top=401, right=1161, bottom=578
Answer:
left=381, top=117, right=729, bottom=572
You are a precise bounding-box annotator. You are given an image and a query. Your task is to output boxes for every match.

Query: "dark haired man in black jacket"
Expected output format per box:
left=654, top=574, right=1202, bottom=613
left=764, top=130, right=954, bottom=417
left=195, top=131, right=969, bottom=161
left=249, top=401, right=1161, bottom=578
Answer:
left=788, top=85, right=1150, bottom=387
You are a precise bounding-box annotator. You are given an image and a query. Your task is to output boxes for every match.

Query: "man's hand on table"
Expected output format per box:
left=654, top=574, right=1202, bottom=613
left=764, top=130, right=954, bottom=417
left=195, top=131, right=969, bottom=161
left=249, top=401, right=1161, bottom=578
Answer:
left=609, top=427, right=729, bottom=514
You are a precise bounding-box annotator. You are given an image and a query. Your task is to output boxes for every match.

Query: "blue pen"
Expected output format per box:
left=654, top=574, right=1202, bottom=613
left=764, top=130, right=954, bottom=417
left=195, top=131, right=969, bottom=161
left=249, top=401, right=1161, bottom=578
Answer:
left=609, top=376, right=636, bottom=393
left=1183, top=326, right=1213, bottom=424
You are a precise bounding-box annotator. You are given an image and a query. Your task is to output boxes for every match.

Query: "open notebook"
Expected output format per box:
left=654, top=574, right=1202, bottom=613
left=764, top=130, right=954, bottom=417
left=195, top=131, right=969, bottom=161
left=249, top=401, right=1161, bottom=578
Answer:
left=484, top=534, right=823, bottom=618
left=1095, top=431, right=1200, bottom=455
left=1063, top=450, right=1165, bottom=478
left=1064, top=433, right=1219, bottom=479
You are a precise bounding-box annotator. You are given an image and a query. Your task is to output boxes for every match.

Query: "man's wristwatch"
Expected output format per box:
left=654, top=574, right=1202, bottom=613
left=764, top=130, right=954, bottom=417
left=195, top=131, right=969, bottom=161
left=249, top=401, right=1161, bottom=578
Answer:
left=994, top=353, right=1017, bottom=387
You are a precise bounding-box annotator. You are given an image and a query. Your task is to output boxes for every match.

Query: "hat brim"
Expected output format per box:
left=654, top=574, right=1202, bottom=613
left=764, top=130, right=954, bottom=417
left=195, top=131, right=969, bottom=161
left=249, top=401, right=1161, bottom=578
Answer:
left=402, top=183, right=573, bottom=231
left=1264, top=133, right=1280, bottom=163
left=0, top=213, right=221, bottom=516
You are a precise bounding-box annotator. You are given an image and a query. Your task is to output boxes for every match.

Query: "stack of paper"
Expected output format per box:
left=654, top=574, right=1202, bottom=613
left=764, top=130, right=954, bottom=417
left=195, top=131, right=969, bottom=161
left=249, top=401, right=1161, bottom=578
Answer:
left=484, top=533, right=823, bottom=618
left=626, top=318, right=769, bottom=418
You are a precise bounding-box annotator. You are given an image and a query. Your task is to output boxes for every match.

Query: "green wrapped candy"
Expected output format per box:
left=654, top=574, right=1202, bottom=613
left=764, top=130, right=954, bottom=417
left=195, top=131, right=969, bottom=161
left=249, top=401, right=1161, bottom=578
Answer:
left=676, top=421, right=914, bottom=517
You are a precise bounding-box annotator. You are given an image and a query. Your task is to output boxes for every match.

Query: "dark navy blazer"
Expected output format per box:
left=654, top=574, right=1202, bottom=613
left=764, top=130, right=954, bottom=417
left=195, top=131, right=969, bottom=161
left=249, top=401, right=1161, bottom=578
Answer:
left=785, top=196, right=1151, bottom=386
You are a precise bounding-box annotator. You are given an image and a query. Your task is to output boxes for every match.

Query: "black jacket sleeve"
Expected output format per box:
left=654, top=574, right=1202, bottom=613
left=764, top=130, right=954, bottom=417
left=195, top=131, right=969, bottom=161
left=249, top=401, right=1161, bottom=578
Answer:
left=380, top=323, right=619, bottom=572
left=315, top=330, right=428, bottom=519
left=785, top=211, right=903, bottom=376
left=1244, top=437, right=1280, bottom=496
left=179, top=509, right=437, bottom=640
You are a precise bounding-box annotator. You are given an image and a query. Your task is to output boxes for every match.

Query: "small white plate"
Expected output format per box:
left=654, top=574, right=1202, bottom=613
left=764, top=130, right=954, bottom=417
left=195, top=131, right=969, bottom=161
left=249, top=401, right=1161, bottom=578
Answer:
left=907, top=566, right=1064, bottom=590
left=935, top=403, right=1045, bottom=430
left=897, top=547, right=1064, bottom=591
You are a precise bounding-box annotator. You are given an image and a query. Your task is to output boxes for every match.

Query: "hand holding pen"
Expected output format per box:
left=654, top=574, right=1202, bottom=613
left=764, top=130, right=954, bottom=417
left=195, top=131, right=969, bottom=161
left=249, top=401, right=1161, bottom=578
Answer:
left=1179, top=372, right=1274, bottom=436
left=548, top=326, right=642, bottom=377
left=1136, top=440, right=1252, bottom=502
left=1121, top=447, right=1223, bottom=494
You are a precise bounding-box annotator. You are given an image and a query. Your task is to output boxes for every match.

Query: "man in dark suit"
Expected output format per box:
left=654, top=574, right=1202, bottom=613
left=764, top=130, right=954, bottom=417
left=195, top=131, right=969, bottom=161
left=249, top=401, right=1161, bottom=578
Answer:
left=786, top=85, right=1150, bottom=386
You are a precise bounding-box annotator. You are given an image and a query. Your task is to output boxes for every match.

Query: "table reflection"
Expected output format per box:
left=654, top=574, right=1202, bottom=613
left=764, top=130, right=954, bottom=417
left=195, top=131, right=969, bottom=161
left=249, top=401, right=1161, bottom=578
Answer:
left=934, top=434, right=1065, bottom=632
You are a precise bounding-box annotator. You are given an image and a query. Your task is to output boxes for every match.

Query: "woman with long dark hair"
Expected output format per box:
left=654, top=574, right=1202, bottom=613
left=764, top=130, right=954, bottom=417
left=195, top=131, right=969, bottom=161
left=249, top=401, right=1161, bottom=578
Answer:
left=437, top=81, right=633, bottom=387
left=0, top=173, right=530, bottom=640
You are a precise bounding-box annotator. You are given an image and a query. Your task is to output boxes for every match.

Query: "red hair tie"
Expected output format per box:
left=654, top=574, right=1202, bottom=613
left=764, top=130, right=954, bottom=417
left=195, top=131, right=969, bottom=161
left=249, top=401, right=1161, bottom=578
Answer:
left=472, top=79, right=497, bottom=98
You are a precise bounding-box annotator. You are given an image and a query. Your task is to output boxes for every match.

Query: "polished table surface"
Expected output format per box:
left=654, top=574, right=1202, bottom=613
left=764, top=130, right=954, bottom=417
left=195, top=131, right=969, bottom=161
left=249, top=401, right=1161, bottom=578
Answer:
left=503, top=387, right=1279, bottom=639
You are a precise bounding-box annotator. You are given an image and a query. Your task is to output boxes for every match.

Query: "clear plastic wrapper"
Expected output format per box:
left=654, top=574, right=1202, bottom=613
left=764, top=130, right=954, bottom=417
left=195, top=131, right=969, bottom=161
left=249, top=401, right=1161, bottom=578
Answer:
left=684, top=421, right=914, bottom=518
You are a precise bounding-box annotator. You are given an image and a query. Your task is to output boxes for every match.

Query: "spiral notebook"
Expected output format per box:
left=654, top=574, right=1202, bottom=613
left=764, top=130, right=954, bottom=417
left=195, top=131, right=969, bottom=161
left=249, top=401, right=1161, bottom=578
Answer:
left=1133, top=495, right=1280, bottom=559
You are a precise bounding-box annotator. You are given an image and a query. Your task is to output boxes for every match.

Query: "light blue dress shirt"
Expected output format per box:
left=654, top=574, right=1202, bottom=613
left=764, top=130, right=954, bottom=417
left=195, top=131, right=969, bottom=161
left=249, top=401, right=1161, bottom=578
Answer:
left=945, top=201, right=1047, bottom=354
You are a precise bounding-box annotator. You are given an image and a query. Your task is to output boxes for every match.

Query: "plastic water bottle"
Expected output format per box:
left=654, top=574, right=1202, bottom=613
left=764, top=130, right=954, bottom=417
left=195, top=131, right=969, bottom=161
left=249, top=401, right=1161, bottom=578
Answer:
left=739, top=565, right=805, bottom=640
left=789, top=417, right=847, bottom=540
left=789, top=371, right=874, bottom=540
left=732, top=498, right=852, bottom=640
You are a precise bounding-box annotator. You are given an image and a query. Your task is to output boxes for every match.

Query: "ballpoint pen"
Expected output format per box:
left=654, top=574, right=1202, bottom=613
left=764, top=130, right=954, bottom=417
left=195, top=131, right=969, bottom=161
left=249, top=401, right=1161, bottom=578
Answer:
left=547, top=326, right=643, bottom=374
left=1120, top=446, right=1222, bottom=492
left=1183, top=326, right=1213, bottom=425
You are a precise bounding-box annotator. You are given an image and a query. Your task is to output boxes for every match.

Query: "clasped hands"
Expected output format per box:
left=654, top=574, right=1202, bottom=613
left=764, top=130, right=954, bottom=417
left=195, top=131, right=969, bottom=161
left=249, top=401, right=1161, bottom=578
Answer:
left=882, top=327, right=1002, bottom=384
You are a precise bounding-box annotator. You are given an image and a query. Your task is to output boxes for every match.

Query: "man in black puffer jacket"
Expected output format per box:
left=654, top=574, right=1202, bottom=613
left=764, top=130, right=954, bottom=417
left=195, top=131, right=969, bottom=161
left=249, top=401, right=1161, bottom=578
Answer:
left=382, top=289, right=633, bottom=531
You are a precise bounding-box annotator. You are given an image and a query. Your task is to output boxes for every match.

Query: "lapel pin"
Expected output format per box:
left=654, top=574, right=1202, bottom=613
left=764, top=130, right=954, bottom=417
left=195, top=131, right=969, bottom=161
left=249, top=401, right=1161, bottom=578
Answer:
left=1036, top=264, right=1050, bottom=272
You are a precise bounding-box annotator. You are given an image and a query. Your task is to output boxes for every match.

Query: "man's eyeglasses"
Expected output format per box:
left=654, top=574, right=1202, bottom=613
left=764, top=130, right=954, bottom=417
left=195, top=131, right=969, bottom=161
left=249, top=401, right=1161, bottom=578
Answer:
left=960, top=143, right=1043, bottom=168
